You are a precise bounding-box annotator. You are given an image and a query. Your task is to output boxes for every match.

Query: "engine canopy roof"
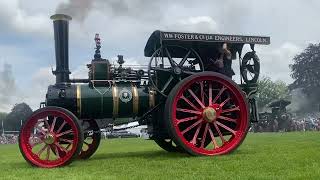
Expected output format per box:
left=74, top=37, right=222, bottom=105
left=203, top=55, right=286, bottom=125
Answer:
left=144, top=30, right=270, bottom=58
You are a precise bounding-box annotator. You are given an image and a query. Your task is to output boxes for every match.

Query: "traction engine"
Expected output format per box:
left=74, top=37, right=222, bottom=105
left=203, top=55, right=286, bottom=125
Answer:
left=19, top=14, right=270, bottom=168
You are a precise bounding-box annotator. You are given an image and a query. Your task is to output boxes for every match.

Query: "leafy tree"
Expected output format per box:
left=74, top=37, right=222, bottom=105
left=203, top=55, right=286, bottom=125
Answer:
left=256, top=76, right=289, bottom=110
left=290, top=43, right=320, bottom=112
left=0, top=112, right=7, bottom=121
left=4, top=103, right=33, bottom=131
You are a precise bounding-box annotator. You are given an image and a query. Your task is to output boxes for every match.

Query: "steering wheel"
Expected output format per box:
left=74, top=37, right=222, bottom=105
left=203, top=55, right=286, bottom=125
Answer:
left=241, top=51, right=260, bottom=84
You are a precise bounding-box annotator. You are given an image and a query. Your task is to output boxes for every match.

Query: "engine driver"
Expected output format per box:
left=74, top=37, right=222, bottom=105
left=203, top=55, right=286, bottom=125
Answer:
left=207, top=43, right=235, bottom=78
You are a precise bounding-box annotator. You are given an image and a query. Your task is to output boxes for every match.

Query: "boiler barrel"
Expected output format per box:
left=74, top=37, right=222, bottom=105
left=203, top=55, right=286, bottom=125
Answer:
left=46, top=83, right=151, bottom=119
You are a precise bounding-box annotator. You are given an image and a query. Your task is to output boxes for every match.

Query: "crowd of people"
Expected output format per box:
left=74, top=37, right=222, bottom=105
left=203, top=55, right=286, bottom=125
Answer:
left=0, top=135, right=18, bottom=144
left=288, top=118, right=320, bottom=132
left=252, top=116, right=320, bottom=132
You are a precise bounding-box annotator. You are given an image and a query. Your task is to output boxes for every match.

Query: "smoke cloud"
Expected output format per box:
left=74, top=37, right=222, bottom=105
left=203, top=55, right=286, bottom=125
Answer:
left=55, top=0, right=166, bottom=22
left=0, top=63, right=17, bottom=111
left=56, top=0, right=93, bottom=22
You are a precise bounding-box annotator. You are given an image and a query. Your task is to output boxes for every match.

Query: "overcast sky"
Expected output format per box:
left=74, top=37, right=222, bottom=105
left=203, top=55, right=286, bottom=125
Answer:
left=0, top=0, right=319, bottom=112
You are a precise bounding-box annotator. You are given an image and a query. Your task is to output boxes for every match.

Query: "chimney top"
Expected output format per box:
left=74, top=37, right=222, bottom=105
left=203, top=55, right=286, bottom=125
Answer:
left=50, top=14, right=72, bottom=21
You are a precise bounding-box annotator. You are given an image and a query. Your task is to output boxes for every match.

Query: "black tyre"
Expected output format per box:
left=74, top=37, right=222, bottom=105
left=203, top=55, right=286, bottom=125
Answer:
left=78, top=119, right=101, bottom=159
left=153, top=137, right=185, bottom=153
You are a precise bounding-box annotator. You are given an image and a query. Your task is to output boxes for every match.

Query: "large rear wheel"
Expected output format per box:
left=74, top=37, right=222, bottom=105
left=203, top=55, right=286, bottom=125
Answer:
left=19, top=107, right=83, bottom=168
left=165, top=72, right=249, bottom=156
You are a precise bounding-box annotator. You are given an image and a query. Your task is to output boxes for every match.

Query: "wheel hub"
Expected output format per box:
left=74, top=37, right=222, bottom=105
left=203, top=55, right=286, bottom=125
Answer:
left=202, top=107, right=217, bottom=123
left=44, top=133, right=55, bottom=145
left=173, top=66, right=182, bottom=75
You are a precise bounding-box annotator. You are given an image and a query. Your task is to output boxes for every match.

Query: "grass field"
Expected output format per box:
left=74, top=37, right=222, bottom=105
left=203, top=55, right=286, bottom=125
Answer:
left=0, top=132, right=319, bottom=180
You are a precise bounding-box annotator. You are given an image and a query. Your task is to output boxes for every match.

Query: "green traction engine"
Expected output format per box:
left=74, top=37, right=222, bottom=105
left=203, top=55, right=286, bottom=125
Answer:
left=19, top=14, right=270, bottom=168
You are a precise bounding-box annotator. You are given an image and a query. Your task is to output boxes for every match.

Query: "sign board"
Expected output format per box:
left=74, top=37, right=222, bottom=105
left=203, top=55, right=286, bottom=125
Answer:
left=161, top=31, right=270, bottom=45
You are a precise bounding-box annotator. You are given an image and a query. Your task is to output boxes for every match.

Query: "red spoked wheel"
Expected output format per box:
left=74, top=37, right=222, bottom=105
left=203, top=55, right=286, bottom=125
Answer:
left=165, top=72, right=249, bottom=156
left=78, top=120, right=101, bottom=159
left=19, top=107, right=83, bottom=168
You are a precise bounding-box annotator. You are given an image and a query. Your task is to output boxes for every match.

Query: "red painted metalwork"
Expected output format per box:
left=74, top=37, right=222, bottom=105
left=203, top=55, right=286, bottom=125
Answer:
left=19, top=107, right=82, bottom=168
left=167, top=72, right=249, bottom=155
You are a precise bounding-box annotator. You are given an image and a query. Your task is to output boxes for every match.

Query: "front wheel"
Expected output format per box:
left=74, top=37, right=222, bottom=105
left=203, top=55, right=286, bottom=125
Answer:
left=19, top=107, right=83, bottom=168
left=165, top=72, right=249, bottom=156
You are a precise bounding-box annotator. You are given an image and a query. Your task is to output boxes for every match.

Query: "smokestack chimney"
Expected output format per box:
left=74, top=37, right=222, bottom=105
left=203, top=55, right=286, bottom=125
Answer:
left=50, top=14, right=72, bottom=84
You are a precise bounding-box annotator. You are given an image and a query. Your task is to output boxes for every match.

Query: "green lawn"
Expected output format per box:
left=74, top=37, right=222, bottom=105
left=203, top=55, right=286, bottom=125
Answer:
left=0, top=132, right=319, bottom=180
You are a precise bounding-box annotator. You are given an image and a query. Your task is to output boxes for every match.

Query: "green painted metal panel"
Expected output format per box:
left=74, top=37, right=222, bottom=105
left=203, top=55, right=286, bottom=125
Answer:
left=78, top=82, right=150, bottom=121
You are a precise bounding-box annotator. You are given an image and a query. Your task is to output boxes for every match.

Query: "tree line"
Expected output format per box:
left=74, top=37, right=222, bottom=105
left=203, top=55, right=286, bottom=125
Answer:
left=0, top=103, right=32, bottom=132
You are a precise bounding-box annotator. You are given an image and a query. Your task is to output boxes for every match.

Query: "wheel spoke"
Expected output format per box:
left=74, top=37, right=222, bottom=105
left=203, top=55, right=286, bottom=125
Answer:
left=249, top=71, right=254, bottom=78
left=190, top=123, right=202, bottom=145
left=218, top=116, right=237, bottom=123
left=216, top=121, right=236, bottom=135
left=182, top=71, right=196, bottom=75
left=208, top=127, right=219, bottom=149
left=55, top=142, right=68, bottom=153
left=59, top=138, right=73, bottom=144
left=188, top=89, right=205, bottom=109
left=182, top=120, right=202, bottom=135
left=151, top=67, right=171, bottom=73
left=201, top=123, right=209, bottom=148
left=56, top=129, right=73, bottom=137
left=220, top=97, right=231, bottom=108
left=209, top=82, right=212, bottom=106
left=213, top=122, right=226, bottom=143
left=36, top=126, right=47, bottom=135
left=50, top=117, right=57, bottom=133
left=247, top=65, right=256, bottom=73
left=37, top=144, right=48, bottom=157
left=177, top=116, right=199, bottom=124
left=212, top=86, right=227, bottom=104
left=54, top=145, right=60, bottom=158
left=56, top=120, right=67, bottom=134
left=180, top=95, right=200, bottom=110
left=65, top=143, right=72, bottom=150
left=160, top=76, right=173, bottom=93
left=43, top=118, right=50, bottom=129
left=165, top=47, right=176, bottom=67
left=243, top=69, right=248, bottom=77
left=176, top=108, right=202, bottom=115
left=199, top=82, right=205, bottom=105
left=179, top=50, right=191, bottom=66
left=30, top=138, right=44, bottom=148
left=222, top=106, right=240, bottom=113
left=46, top=146, right=51, bottom=161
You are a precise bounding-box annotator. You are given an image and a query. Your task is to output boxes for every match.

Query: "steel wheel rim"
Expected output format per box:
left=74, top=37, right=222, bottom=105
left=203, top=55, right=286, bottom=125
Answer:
left=171, top=75, right=248, bottom=155
left=19, top=109, right=80, bottom=168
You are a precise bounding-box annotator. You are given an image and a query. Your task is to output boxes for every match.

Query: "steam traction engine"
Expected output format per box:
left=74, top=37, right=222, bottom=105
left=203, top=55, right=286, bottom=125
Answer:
left=19, top=14, right=270, bottom=168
